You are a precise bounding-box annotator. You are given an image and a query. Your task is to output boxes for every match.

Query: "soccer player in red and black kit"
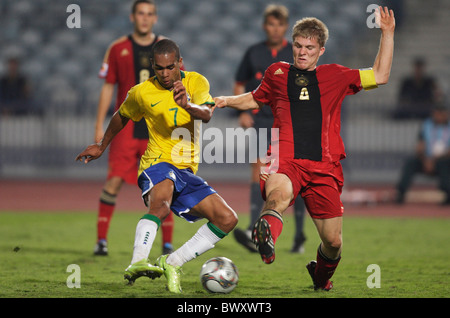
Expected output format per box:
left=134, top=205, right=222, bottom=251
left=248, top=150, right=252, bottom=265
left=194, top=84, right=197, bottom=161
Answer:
left=214, top=7, right=395, bottom=291
left=233, top=4, right=307, bottom=255
left=93, top=0, right=174, bottom=255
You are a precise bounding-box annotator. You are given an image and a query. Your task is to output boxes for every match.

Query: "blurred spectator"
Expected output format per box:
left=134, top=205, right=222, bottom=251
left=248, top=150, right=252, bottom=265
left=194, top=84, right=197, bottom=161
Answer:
left=393, top=57, right=443, bottom=120
left=0, top=57, right=32, bottom=116
left=396, top=104, right=450, bottom=205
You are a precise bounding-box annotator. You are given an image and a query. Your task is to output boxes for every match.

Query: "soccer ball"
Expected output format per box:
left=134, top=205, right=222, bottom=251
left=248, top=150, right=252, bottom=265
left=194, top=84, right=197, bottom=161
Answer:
left=199, top=257, right=239, bottom=293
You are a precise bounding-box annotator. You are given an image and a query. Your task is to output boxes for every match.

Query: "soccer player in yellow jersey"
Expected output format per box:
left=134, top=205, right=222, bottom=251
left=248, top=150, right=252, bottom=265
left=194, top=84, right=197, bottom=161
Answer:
left=76, top=39, right=238, bottom=293
left=119, top=63, right=212, bottom=176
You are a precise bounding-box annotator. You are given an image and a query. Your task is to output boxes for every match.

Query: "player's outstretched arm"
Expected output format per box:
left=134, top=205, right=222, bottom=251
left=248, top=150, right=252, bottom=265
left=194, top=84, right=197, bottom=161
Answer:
left=76, top=111, right=129, bottom=163
left=213, top=92, right=262, bottom=111
left=372, top=6, right=395, bottom=85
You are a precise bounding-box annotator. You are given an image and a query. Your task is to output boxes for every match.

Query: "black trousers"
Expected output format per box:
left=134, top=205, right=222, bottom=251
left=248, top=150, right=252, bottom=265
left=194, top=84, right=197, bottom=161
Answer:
left=397, top=156, right=450, bottom=199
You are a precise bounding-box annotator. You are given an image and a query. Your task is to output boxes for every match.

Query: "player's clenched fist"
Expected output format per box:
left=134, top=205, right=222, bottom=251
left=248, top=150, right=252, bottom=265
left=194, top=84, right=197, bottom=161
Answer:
left=173, top=80, right=188, bottom=109
left=213, top=97, right=227, bottom=108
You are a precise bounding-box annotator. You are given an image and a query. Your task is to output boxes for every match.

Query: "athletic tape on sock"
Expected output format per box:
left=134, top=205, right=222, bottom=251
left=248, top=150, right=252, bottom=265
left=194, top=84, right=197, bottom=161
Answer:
left=261, top=209, right=284, bottom=224
left=141, top=214, right=161, bottom=229
left=318, top=244, right=341, bottom=263
left=207, top=222, right=228, bottom=239
left=100, top=190, right=117, bottom=205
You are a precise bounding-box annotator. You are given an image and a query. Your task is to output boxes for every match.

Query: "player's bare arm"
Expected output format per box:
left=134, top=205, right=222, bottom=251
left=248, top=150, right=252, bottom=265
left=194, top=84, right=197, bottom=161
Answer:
left=213, top=92, right=262, bottom=111
left=233, top=82, right=255, bottom=128
left=95, top=36, right=127, bottom=144
left=372, top=6, right=395, bottom=85
left=76, top=111, right=129, bottom=163
left=173, top=80, right=212, bottom=123
left=94, top=82, right=115, bottom=143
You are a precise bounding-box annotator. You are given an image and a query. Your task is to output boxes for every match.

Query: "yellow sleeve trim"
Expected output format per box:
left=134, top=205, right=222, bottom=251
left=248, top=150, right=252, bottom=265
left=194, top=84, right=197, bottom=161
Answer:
left=359, top=68, right=378, bottom=90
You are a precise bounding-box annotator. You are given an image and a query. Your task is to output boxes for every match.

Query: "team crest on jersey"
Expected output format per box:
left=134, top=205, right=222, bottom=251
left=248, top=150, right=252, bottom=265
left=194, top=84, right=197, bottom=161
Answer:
left=139, top=51, right=151, bottom=68
left=140, top=56, right=150, bottom=68
left=186, top=93, right=191, bottom=102
left=295, top=74, right=309, bottom=87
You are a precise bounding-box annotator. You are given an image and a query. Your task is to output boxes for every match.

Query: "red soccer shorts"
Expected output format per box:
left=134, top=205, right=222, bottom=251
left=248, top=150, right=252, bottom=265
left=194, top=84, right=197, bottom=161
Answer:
left=107, top=122, right=148, bottom=185
left=260, top=158, right=344, bottom=219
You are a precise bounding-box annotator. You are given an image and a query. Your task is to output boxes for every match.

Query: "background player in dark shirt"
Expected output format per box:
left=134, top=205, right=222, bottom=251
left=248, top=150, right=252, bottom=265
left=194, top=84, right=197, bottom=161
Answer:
left=214, top=7, right=395, bottom=291
left=93, top=0, right=174, bottom=256
left=0, top=57, right=32, bottom=116
left=232, top=4, right=307, bottom=254
left=393, top=57, right=443, bottom=119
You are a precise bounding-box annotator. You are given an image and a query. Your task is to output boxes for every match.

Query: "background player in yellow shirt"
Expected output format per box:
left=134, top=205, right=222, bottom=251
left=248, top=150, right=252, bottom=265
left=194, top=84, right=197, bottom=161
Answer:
left=76, top=39, right=238, bottom=293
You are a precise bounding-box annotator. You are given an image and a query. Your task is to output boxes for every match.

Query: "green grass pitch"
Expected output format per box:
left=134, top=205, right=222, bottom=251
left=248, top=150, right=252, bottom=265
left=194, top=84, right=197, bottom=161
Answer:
left=0, top=211, right=449, bottom=299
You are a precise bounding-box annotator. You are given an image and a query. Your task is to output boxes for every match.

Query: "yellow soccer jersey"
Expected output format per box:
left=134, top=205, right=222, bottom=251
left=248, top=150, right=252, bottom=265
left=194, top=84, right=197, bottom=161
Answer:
left=119, top=71, right=214, bottom=176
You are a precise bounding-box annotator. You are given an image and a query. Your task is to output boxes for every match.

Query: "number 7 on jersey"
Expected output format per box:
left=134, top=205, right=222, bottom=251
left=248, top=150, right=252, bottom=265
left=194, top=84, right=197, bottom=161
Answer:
left=169, top=107, right=178, bottom=127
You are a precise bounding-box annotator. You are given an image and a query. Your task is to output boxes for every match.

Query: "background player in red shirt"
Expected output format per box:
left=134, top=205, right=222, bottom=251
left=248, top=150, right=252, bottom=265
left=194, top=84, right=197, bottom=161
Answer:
left=214, top=7, right=395, bottom=291
left=232, top=4, right=307, bottom=255
left=93, top=0, right=174, bottom=256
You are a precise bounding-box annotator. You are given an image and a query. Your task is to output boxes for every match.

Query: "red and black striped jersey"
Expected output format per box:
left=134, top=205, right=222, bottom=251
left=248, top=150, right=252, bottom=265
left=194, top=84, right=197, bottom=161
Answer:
left=99, top=35, right=161, bottom=138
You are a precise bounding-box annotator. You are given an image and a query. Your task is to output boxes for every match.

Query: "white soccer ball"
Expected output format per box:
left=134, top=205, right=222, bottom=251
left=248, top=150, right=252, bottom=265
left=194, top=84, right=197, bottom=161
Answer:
left=199, top=257, right=239, bottom=293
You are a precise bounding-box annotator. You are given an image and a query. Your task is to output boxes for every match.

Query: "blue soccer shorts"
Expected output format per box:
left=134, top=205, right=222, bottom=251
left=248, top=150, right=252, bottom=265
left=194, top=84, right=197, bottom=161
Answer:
left=137, top=162, right=216, bottom=222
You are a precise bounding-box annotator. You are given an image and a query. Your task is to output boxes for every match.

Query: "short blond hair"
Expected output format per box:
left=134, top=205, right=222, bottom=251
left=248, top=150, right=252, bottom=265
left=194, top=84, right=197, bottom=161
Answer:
left=292, top=17, right=329, bottom=48
left=263, top=4, right=289, bottom=24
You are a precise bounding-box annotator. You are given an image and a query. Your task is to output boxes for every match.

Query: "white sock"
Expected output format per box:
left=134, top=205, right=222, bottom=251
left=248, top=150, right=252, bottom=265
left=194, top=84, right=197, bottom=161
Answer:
left=166, top=223, right=226, bottom=267
left=131, top=218, right=158, bottom=264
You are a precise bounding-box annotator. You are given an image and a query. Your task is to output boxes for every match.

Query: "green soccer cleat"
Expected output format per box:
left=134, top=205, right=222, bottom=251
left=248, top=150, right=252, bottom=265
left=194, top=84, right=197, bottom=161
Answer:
left=156, top=254, right=182, bottom=294
left=124, top=259, right=164, bottom=285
